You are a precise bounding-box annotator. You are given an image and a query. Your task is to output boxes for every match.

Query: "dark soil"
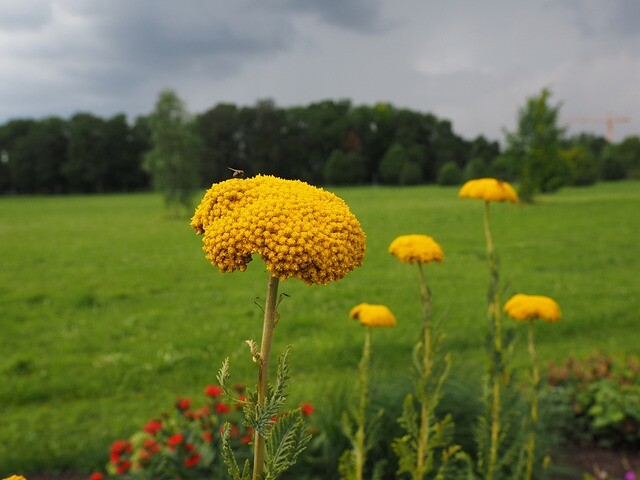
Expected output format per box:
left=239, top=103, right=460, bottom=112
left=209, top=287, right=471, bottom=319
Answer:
left=553, top=444, right=640, bottom=479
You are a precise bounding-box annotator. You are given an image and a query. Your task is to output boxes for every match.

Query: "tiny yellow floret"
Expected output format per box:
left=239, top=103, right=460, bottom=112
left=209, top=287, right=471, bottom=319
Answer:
left=389, top=234, right=443, bottom=264
left=191, top=175, right=366, bottom=285
left=350, top=303, right=397, bottom=328
left=504, top=294, right=561, bottom=323
left=459, top=178, right=518, bottom=203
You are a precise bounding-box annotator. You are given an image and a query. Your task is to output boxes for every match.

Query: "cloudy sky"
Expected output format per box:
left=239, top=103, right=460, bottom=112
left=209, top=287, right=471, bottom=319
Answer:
left=1, top=0, right=638, bottom=143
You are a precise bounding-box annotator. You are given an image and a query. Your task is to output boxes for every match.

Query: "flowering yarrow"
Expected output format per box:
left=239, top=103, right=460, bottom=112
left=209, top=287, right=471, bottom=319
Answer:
left=191, top=175, right=366, bottom=285
left=459, top=178, right=519, bottom=203
left=389, top=234, right=443, bottom=264
left=504, top=294, right=562, bottom=323
left=350, top=303, right=397, bottom=328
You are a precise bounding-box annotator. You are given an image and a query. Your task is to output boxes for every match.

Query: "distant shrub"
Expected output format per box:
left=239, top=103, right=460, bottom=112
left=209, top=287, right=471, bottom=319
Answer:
left=436, top=161, right=462, bottom=185
left=378, top=144, right=406, bottom=184
left=462, top=157, right=488, bottom=182
left=323, top=149, right=367, bottom=185
left=398, top=160, right=423, bottom=185
left=560, top=146, right=599, bottom=186
left=487, top=155, right=515, bottom=182
left=600, top=155, right=627, bottom=181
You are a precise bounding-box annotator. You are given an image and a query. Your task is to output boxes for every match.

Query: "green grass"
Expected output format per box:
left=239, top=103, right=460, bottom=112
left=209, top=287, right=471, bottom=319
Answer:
left=1, top=181, right=639, bottom=474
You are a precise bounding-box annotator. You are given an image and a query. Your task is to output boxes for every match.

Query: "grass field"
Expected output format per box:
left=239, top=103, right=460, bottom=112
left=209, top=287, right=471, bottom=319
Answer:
left=1, top=181, right=639, bottom=474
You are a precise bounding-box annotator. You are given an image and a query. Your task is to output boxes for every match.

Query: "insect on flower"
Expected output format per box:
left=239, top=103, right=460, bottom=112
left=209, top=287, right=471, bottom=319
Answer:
left=228, top=166, right=244, bottom=178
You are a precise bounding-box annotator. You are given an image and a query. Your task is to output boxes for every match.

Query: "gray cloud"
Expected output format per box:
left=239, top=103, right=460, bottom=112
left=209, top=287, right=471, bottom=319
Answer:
left=270, top=0, right=389, bottom=33
left=0, top=0, right=52, bottom=31
left=0, top=0, right=638, bottom=141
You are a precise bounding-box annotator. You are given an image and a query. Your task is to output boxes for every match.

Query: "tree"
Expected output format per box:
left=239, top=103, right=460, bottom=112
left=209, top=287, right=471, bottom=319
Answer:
left=436, top=161, right=462, bottom=185
left=144, top=89, right=202, bottom=216
left=322, top=149, right=366, bottom=185
left=560, top=146, right=598, bottom=186
left=504, top=88, right=568, bottom=201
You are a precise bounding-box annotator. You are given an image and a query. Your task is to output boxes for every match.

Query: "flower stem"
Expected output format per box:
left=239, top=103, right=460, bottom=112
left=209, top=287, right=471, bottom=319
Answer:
left=484, top=201, right=501, bottom=480
left=416, top=263, right=432, bottom=480
left=525, top=320, right=539, bottom=480
left=356, top=327, right=372, bottom=480
left=252, top=274, right=280, bottom=480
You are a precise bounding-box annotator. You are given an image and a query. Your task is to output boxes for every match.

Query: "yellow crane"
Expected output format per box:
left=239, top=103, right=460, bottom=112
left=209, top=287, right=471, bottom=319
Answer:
left=562, top=112, right=630, bottom=142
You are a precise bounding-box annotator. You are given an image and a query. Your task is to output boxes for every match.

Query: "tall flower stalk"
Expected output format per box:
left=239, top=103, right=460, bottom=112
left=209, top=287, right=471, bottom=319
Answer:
left=342, top=303, right=397, bottom=480
left=191, top=174, right=366, bottom=480
left=252, top=275, right=280, bottom=479
left=504, top=293, right=561, bottom=480
left=459, top=178, right=518, bottom=480
left=389, top=234, right=458, bottom=479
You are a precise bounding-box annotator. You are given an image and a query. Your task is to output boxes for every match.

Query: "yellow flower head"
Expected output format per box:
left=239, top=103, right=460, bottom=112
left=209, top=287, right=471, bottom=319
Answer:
left=349, top=303, right=397, bottom=328
left=504, top=294, right=562, bottom=323
left=3, top=476, right=27, bottom=480
left=191, top=175, right=366, bottom=285
left=389, top=234, right=443, bottom=265
left=459, top=178, right=519, bottom=203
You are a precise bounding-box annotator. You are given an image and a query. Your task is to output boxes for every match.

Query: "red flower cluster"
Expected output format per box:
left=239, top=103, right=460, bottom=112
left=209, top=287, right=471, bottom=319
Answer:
left=300, top=402, right=315, bottom=416
left=142, top=419, right=162, bottom=435
left=205, top=384, right=223, bottom=397
left=109, top=440, right=133, bottom=474
left=91, top=383, right=315, bottom=479
left=176, top=397, right=191, bottom=410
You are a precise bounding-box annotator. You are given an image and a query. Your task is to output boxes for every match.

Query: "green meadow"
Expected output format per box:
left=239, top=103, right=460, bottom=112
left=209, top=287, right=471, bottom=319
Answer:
left=1, top=181, right=639, bottom=473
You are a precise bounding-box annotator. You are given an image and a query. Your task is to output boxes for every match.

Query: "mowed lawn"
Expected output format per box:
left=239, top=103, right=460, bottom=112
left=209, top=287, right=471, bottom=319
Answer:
left=1, top=181, right=639, bottom=473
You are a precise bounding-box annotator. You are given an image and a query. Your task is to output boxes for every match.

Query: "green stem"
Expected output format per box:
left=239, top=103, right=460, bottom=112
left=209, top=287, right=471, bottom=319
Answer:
left=416, top=263, right=432, bottom=480
left=252, top=275, right=280, bottom=480
left=484, top=200, right=501, bottom=480
left=525, top=320, right=539, bottom=480
left=356, top=327, right=371, bottom=480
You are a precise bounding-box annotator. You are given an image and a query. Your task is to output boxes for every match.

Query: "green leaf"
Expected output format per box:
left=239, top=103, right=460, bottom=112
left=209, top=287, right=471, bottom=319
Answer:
left=264, top=410, right=312, bottom=480
left=221, top=422, right=244, bottom=480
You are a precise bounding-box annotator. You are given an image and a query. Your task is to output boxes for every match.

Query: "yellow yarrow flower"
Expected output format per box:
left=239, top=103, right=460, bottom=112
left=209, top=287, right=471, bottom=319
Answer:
left=191, top=175, right=366, bottom=285
left=459, top=178, right=518, bottom=203
left=389, top=234, right=443, bottom=264
left=3, top=476, right=27, bottom=480
left=504, top=294, right=561, bottom=323
left=350, top=303, right=397, bottom=328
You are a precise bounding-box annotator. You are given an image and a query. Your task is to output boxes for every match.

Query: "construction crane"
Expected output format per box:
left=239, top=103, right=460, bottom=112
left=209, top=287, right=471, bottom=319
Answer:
left=562, top=112, right=630, bottom=142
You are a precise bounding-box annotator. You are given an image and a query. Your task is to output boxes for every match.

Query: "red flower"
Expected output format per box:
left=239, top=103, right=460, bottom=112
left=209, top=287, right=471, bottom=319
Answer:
left=300, top=402, right=315, bottom=416
left=184, top=453, right=202, bottom=468
left=116, top=460, right=132, bottom=474
left=184, top=443, right=195, bottom=452
left=240, top=434, right=252, bottom=445
left=110, top=439, right=132, bottom=455
left=89, top=473, right=104, bottom=480
left=143, top=419, right=162, bottom=435
left=176, top=397, right=191, bottom=410
left=193, top=405, right=210, bottom=419
left=168, top=433, right=184, bottom=451
left=203, top=431, right=213, bottom=443
left=205, top=385, right=223, bottom=398
left=109, top=453, right=120, bottom=464
left=138, top=448, right=152, bottom=463
left=143, top=438, right=160, bottom=454
left=215, top=402, right=231, bottom=414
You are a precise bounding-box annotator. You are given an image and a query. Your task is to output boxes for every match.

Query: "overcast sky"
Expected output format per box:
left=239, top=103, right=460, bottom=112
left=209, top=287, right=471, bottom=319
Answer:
left=1, top=0, right=638, bottom=143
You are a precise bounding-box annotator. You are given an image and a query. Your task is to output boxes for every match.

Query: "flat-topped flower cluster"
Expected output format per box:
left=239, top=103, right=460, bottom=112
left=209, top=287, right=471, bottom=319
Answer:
left=191, top=175, right=366, bottom=285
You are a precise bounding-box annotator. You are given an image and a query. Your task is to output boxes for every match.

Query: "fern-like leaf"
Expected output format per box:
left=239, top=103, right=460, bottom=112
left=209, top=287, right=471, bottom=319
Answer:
left=264, top=410, right=312, bottom=480
left=221, top=422, right=246, bottom=480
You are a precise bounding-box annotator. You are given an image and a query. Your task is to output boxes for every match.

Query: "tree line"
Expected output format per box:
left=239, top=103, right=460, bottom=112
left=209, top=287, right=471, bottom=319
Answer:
left=1, top=89, right=638, bottom=199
